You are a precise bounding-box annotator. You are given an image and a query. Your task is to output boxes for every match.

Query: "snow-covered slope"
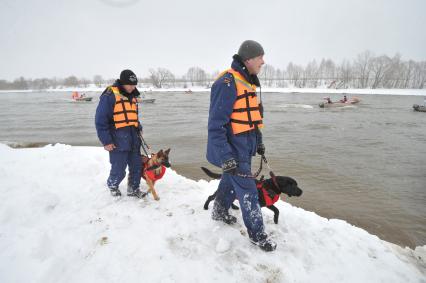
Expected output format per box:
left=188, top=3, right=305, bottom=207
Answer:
left=0, top=144, right=424, bottom=283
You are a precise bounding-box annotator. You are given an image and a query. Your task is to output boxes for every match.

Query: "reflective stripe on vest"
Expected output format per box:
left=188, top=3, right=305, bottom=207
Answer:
left=222, top=69, right=263, bottom=135
left=109, top=86, right=139, bottom=129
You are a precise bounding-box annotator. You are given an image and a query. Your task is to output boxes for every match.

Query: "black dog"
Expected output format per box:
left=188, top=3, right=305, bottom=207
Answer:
left=201, top=167, right=303, bottom=224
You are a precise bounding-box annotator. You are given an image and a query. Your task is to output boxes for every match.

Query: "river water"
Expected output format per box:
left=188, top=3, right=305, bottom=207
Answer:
left=0, top=90, right=425, bottom=248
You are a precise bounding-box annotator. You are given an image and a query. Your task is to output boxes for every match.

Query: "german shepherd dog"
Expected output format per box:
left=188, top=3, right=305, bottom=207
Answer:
left=201, top=167, right=302, bottom=224
left=141, top=149, right=171, bottom=200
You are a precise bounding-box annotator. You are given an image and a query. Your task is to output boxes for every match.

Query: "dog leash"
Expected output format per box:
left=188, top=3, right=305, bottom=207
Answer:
left=261, top=155, right=280, bottom=190
left=137, top=130, right=153, bottom=157
left=233, top=155, right=263, bottom=179
left=235, top=155, right=280, bottom=190
left=233, top=155, right=268, bottom=179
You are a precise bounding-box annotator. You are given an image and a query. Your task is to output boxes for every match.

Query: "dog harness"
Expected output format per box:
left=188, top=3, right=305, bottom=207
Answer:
left=257, top=182, right=280, bottom=207
left=217, top=68, right=264, bottom=135
left=142, top=159, right=166, bottom=182
left=109, top=86, right=139, bottom=129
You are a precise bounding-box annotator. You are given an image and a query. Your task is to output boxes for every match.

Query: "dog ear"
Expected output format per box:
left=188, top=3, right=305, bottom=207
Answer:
left=157, top=149, right=164, bottom=157
left=165, top=148, right=171, bottom=155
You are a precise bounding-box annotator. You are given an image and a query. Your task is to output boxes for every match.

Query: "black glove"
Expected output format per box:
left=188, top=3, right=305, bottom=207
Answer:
left=222, top=158, right=238, bottom=174
left=257, top=143, right=265, bottom=155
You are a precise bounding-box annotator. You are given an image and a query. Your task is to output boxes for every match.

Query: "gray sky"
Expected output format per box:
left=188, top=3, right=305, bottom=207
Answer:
left=1, top=0, right=425, bottom=80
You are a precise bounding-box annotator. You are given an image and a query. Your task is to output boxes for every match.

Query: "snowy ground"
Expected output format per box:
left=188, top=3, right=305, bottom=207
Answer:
left=0, top=144, right=425, bottom=283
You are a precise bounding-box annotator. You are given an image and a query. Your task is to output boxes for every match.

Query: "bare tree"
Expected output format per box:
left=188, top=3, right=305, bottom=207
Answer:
left=63, top=76, right=79, bottom=88
left=318, top=59, right=337, bottom=87
left=337, top=60, right=353, bottom=88
left=11, top=77, right=29, bottom=89
left=370, top=55, right=391, bottom=89
left=149, top=68, right=175, bottom=88
left=31, top=78, right=51, bottom=90
left=185, top=67, right=207, bottom=86
left=259, top=64, right=276, bottom=87
left=0, top=80, right=11, bottom=90
left=80, top=78, right=91, bottom=88
left=354, top=50, right=372, bottom=88
left=383, top=54, right=404, bottom=88
left=320, top=59, right=336, bottom=78
left=93, top=75, right=104, bottom=87
left=275, top=68, right=286, bottom=87
left=412, top=61, right=426, bottom=89
left=303, top=60, right=319, bottom=87
left=50, top=77, right=59, bottom=89
left=286, top=62, right=303, bottom=87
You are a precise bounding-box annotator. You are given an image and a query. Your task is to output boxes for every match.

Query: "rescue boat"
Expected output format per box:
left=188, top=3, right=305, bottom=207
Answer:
left=137, top=98, right=155, bottom=103
left=72, top=91, right=92, bottom=102
left=413, top=104, right=426, bottom=112
left=319, top=97, right=361, bottom=108
left=74, top=96, right=93, bottom=102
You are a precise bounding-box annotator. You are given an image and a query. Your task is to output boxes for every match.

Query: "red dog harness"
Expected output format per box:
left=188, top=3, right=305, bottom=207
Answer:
left=257, top=182, right=280, bottom=206
left=142, top=158, right=166, bottom=182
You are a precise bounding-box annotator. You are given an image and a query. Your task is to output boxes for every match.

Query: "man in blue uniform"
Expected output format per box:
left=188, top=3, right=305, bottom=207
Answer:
left=95, top=69, right=145, bottom=198
left=207, top=40, right=277, bottom=251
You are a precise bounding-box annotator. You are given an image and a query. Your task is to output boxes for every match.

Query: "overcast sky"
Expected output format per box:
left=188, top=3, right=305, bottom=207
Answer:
left=1, top=0, right=425, bottom=80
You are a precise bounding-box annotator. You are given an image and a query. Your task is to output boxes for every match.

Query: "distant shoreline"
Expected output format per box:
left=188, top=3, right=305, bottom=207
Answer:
left=1, top=87, right=426, bottom=96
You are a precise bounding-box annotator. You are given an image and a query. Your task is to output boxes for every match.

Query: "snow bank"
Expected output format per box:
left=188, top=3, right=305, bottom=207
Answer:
left=0, top=144, right=424, bottom=283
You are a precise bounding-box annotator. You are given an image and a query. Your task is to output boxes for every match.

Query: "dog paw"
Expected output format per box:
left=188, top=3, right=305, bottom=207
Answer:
left=154, top=196, right=160, bottom=201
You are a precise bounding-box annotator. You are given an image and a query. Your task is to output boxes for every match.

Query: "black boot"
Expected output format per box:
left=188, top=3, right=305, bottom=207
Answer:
left=109, top=187, right=122, bottom=197
left=212, top=201, right=237, bottom=225
left=127, top=187, right=147, bottom=199
left=212, top=213, right=237, bottom=225
left=250, top=232, right=277, bottom=252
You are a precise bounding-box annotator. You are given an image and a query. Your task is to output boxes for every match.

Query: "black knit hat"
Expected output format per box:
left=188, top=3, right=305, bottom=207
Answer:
left=238, top=40, right=264, bottom=61
left=119, top=69, right=138, bottom=85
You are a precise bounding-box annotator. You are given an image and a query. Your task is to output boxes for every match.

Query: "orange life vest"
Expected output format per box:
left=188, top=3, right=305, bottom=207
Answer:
left=219, top=69, right=264, bottom=135
left=109, top=86, right=139, bottom=129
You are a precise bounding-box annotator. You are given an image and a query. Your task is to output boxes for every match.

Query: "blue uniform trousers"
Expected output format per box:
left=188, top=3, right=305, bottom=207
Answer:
left=107, top=149, right=142, bottom=190
left=213, top=161, right=265, bottom=241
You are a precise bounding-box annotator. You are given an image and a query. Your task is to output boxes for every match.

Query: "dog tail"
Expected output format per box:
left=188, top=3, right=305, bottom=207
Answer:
left=201, top=167, right=222, bottom=179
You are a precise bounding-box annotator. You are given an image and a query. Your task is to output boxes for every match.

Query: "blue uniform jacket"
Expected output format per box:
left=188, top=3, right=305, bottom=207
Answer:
left=95, top=81, right=142, bottom=152
left=207, top=56, right=263, bottom=168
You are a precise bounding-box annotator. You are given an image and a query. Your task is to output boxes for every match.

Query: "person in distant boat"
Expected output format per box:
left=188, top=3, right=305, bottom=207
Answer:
left=340, top=95, right=347, bottom=103
left=72, top=91, right=80, bottom=99
left=326, top=97, right=332, bottom=104
left=95, top=69, right=144, bottom=198
left=207, top=40, right=276, bottom=252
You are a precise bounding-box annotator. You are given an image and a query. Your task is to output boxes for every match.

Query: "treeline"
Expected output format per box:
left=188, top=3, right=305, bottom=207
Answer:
left=260, top=51, right=426, bottom=89
left=1, top=51, right=425, bottom=90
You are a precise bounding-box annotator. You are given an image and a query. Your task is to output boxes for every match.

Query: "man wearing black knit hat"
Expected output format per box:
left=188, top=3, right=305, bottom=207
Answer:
left=206, top=40, right=276, bottom=251
left=95, top=69, right=145, bottom=198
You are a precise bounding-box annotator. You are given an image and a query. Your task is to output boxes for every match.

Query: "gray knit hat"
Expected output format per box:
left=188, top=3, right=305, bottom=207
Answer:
left=238, top=40, right=264, bottom=61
